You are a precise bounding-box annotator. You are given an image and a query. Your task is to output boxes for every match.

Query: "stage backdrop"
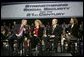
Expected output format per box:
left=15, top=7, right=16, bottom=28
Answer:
left=1, top=1, right=83, bottom=19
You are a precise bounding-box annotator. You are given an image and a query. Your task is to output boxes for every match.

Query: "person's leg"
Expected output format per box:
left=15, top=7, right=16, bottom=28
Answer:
left=54, top=37, right=58, bottom=52
left=30, top=36, right=37, bottom=49
left=54, top=38, right=56, bottom=52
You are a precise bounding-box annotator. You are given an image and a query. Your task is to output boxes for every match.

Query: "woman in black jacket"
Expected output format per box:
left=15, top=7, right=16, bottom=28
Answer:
left=68, top=17, right=79, bottom=38
left=31, top=19, right=44, bottom=49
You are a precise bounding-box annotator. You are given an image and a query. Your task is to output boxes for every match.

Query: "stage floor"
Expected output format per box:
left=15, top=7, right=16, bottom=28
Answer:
left=1, top=46, right=72, bottom=56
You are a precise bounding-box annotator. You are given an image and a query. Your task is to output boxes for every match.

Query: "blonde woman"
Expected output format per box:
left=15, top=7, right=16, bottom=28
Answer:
left=31, top=19, right=44, bottom=49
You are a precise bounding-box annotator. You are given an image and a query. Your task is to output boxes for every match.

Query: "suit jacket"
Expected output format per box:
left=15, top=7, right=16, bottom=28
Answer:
left=47, top=25, right=63, bottom=36
left=38, top=27, right=44, bottom=38
left=14, top=24, right=21, bottom=34
left=68, top=24, right=79, bottom=38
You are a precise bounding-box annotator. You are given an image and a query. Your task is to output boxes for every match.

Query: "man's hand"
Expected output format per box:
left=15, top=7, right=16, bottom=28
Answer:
left=16, top=34, right=19, bottom=36
left=50, top=35, right=55, bottom=38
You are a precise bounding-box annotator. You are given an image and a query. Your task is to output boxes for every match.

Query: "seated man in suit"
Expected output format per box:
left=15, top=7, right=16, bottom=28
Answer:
left=49, top=19, right=63, bottom=52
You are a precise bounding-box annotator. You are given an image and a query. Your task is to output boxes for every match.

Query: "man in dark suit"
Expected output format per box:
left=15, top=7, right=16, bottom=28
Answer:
left=49, top=19, right=63, bottom=52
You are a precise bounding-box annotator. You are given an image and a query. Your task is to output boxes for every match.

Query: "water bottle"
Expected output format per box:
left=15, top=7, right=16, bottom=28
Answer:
left=52, top=43, right=54, bottom=51
left=75, top=42, right=78, bottom=54
left=65, top=42, right=68, bottom=52
left=57, top=43, right=61, bottom=53
left=35, top=45, right=38, bottom=51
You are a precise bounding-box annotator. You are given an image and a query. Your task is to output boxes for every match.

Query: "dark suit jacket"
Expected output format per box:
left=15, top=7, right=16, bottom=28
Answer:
left=38, top=27, right=44, bottom=38
left=68, top=24, right=79, bottom=38
left=13, top=24, right=21, bottom=34
left=48, top=25, right=63, bottom=36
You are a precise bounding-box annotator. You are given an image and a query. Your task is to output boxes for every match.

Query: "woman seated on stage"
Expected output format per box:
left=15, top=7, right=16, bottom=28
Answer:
left=65, top=17, right=79, bottom=53
left=66, top=17, right=79, bottom=39
left=31, top=19, right=44, bottom=49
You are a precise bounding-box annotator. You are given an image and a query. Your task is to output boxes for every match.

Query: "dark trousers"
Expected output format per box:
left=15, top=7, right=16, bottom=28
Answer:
left=17, top=36, right=24, bottom=51
left=8, top=34, right=17, bottom=51
left=43, top=36, right=50, bottom=51
left=54, top=36, right=60, bottom=52
left=8, top=34, right=23, bottom=52
left=31, top=36, right=40, bottom=49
